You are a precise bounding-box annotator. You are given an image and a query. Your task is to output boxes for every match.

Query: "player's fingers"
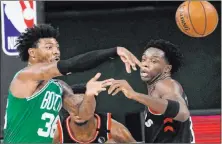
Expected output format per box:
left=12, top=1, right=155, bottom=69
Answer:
left=130, top=62, right=137, bottom=71
left=129, top=55, right=141, bottom=71
left=125, top=62, right=131, bottom=73
left=104, top=78, right=114, bottom=82
left=126, top=56, right=135, bottom=68
left=111, top=80, right=124, bottom=85
left=102, top=81, right=113, bottom=87
left=126, top=55, right=138, bottom=71
left=100, top=88, right=107, bottom=92
left=90, top=73, right=101, bottom=81
left=108, top=83, right=120, bottom=94
left=132, top=55, right=142, bottom=68
left=120, top=56, right=128, bottom=63
left=131, top=63, right=137, bottom=71
left=102, top=78, right=114, bottom=87
left=111, top=87, right=121, bottom=96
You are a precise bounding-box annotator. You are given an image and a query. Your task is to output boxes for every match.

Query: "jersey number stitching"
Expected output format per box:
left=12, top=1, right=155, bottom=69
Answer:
left=145, top=119, right=154, bottom=127
left=37, top=112, right=58, bottom=138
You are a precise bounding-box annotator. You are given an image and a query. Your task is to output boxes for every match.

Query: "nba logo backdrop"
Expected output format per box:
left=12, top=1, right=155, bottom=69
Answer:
left=1, top=0, right=37, bottom=56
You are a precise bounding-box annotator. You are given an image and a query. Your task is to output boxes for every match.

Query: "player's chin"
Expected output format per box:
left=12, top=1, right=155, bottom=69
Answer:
left=74, top=119, right=87, bottom=124
left=74, top=120, right=88, bottom=126
left=140, top=76, right=150, bottom=82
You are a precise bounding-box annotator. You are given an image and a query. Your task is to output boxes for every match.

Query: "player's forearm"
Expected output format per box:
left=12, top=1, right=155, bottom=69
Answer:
left=58, top=47, right=118, bottom=75
left=131, top=92, right=168, bottom=114
left=77, top=94, right=96, bottom=120
left=132, top=92, right=189, bottom=121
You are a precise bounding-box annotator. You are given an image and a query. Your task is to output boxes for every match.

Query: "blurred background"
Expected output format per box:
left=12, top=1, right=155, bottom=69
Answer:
left=1, top=1, right=221, bottom=143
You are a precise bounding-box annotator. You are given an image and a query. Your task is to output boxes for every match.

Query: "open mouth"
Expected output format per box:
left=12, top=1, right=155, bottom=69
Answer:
left=55, top=57, right=60, bottom=61
left=140, top=72, right=148, bottom=77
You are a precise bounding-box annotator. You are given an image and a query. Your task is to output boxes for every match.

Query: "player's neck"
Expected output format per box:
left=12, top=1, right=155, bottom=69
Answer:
left=27, top=59, right=37, bottom=66
left=70, top=117, right=97, bottom=141
left=147, top=72, right=171, bottom=92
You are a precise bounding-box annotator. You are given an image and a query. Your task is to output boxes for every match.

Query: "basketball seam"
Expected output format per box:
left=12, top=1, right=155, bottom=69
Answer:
left=200, top=1, right=207, bottom=36
left=188, top=1, right=204, bottom=36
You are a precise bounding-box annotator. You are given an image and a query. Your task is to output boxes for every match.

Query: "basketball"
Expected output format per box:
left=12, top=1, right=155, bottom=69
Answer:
left=175, top=1, right=218, bottom=37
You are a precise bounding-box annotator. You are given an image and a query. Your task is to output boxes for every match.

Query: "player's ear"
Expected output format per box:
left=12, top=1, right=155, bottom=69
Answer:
left=28, top=48, right=36, bottom=59
left=164, top=65, right=172, bottom=73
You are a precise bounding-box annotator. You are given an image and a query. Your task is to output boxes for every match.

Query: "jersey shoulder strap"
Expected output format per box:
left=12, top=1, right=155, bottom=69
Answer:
left=96, top=113, right=112, bottom=140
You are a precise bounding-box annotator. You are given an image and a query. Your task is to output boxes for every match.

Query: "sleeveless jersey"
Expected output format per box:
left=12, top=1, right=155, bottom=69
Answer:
left=144, top=92, right=195, bottom=143
left=3, top=71, right=63, bottom=143
left=57, top=112, right=112, bottom=143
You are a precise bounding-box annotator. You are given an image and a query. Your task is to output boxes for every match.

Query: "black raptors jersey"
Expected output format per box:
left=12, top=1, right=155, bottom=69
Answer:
left=57, top=112, right=112, bottom=143
left=144, top=92, right=195, bottom=143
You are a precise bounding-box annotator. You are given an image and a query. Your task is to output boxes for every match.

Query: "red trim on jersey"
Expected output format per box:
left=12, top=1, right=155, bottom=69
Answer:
left=164, top=126, right=174, bottom=132
left=148, top=107, right=162, bottom=115
left=57, top=119, right=63, bottom=143
left=66, top=114, right=101, bottom=143
left=107, top=113, right=112, bottom=140
left=164, top=118, right=173, bottom=124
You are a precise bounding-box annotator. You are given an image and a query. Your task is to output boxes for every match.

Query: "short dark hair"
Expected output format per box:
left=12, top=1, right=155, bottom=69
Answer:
left=144, top=39, right=184, bottom=74
left=16, top=24, right=59, bottom=61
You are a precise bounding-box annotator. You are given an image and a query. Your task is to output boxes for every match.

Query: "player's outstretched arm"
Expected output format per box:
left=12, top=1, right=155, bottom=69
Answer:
left=108, top=119, right=136, bottom=143
left=16, top=46, right=141, bottom=82
left=16, top=47, right=115, bottom=82
left=60, top=73, right=113, bottom=121
left=131, top=81, right=190, bottom=122
left=108, top=80, right=190, bottom=122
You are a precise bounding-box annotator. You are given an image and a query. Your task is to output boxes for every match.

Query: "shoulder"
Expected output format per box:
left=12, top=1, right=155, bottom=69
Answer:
left=55, top=79, right=73, bottom=94
left=111, top=119, right=126, bottom=131
left=155, top=79, right=188, bottom=105
left=10, top=69, right=27, bottom=83
left=110, top=119, right=125, bottom=138
left=155, top=78, right=183, bottom=96
left=9, top=69, right=38, bottom=98
left=110, top=119, right=136, bottom=143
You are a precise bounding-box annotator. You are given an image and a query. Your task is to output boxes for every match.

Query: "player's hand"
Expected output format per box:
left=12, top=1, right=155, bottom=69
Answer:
left=117, top=47, right=142, bottom=73
left=86, top=73, right=114, bottom=96
left=108, top=80, right=136, bottom=99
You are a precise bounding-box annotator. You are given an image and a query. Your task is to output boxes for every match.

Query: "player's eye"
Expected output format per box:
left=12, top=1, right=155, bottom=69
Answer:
left=45, top=46, right=52, bottom=49
left=151, top=59, right=158, bottom=63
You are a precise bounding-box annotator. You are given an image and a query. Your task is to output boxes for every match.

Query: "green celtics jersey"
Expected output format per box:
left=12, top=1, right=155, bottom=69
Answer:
left=3, top=72, right=63, bottom=143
